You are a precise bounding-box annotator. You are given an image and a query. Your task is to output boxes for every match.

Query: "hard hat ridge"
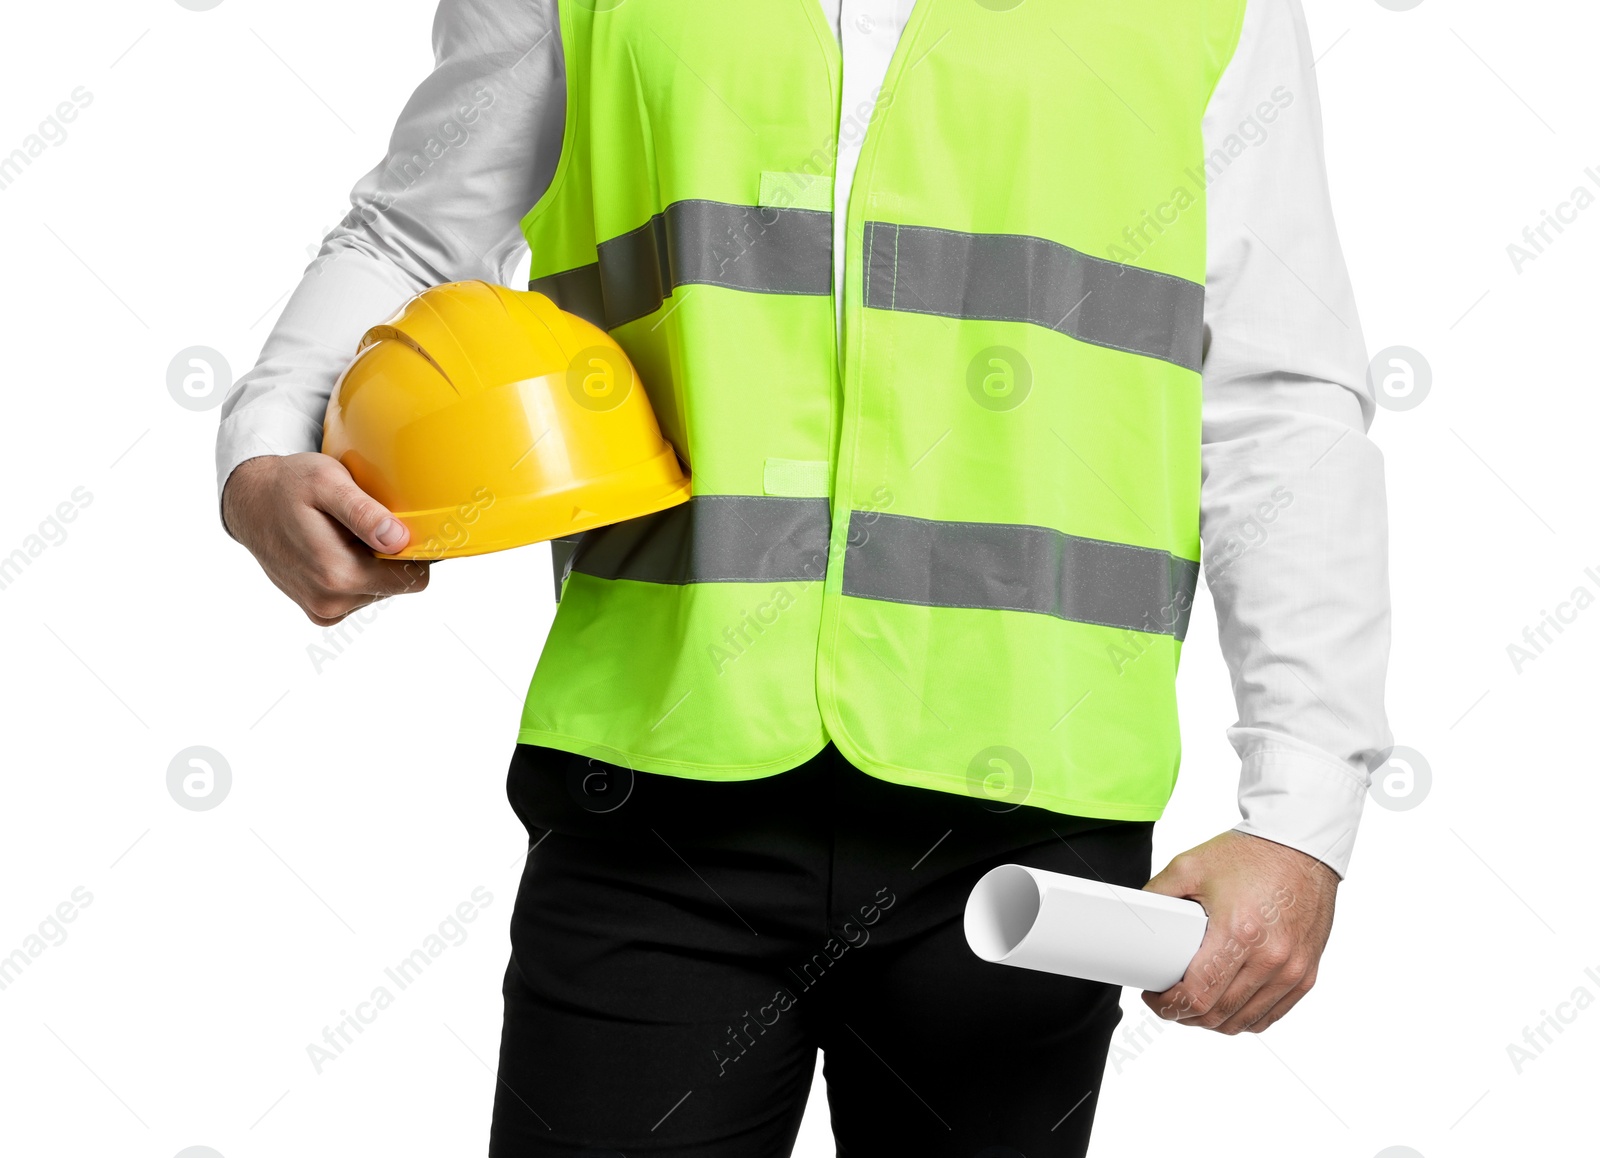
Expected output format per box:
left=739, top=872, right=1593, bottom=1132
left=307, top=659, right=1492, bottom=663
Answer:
left=322, top=280, right=691, bottom=561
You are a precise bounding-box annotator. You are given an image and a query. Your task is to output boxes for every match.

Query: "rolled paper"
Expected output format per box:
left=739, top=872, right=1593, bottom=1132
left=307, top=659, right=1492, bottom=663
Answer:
left=964, top=863, right=1208, bottom=991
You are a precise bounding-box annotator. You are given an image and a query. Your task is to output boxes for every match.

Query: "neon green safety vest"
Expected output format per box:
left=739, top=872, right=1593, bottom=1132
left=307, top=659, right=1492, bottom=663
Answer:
left=519, top=0, right=1246, bottom=820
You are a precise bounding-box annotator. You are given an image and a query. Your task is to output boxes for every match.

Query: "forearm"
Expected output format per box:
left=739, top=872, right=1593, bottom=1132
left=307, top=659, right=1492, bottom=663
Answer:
left=1204, top=402, right=1392, bottom=876
left=1200, top=0, right=1393, bottom=879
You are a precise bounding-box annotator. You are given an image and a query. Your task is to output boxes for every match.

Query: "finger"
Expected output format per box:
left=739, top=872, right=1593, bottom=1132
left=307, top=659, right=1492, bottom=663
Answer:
left=294, top=535, right=429, bottom=619
left=1220, top=965, right=1317, bottom=1036
left=1176, top=942, right=1285, bottom=1029
left=1244, top=982, right=1314, bottom=1034
left=1144, top=884, right=1297, bottom=1027
left=1197, top=956, right=1293, bottom=1032
left=256, top=561, right=378, bottom=626
left=1212, top=979, right=1296, bottom=1036
left=307, top=458, right=411, bottom=555
left=1142, top=921, right=1250, bottom=1024
left=305, top=602, right=372, bottom=628
left=363, top=556, right=432, bottom=597
left=300, top=587, right=385, bottom=625
left=314, top=550, right=430, bottom=603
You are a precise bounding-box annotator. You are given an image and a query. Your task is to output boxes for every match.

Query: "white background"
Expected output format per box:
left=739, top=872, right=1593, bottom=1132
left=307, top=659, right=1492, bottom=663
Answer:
left=0, top=1, right=1594, bottom=1155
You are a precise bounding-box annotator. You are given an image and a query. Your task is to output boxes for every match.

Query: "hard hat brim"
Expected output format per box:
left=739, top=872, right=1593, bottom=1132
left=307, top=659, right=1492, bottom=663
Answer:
left=370, top=444, right=692, bottom=561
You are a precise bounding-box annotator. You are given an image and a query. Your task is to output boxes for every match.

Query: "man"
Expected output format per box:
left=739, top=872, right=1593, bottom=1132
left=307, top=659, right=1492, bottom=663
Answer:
left=219, top=1, right=1390, bottom=1154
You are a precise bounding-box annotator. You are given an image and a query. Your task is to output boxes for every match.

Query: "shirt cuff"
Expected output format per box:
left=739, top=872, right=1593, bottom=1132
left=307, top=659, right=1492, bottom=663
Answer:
left=1232, top=741, right=1369, bottom=879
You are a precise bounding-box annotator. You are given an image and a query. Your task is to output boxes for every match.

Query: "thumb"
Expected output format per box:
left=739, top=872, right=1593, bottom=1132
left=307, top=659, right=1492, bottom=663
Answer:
left=1143, top=852, right=1203, bottom=902
left=313, top=463, right=410, bottom=554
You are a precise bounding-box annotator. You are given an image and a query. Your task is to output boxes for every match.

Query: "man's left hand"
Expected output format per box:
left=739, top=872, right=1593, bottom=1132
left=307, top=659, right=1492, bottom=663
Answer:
left=1140, top=830, right=1339, bottom=1034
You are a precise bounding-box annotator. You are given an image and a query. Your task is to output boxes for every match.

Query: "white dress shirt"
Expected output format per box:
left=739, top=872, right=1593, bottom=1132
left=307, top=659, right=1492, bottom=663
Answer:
left=217, top=0, right=1391, bottom=877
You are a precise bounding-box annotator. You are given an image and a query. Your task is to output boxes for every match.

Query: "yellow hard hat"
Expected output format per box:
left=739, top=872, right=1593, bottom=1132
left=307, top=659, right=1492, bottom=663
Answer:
left=321, top=280, right=690, bottom=560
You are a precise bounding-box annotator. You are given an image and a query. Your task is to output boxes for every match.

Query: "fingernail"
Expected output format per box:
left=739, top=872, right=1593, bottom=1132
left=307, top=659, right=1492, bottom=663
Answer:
left=374, top=518, right=404, bottom=550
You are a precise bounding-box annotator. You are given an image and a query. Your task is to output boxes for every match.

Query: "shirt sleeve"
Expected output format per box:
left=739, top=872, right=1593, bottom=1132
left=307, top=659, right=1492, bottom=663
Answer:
left=1200, top=0, right=1393, bottom=878
left=214, top=0, right=566, bottom=511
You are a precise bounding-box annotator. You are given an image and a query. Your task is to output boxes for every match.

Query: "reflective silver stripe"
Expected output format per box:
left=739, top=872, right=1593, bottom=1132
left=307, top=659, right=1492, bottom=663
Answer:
left=530, top=199, right=834, bottom=330
left=569, top=495, right=831, bottom=585
left=550, top=535, right=583, bottom=602
left=842, top=511, right=1198, bottom=639
left=531, top=266, right=608, bottom=331
left=863, top=221, right=1205, bottom=373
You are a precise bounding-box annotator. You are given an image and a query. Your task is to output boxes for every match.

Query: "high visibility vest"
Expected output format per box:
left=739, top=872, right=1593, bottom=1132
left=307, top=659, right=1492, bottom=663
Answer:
left=519, top=0, right=1245, bottom=820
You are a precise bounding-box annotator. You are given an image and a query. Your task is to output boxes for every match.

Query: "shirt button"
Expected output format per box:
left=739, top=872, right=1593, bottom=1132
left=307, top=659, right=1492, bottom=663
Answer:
left=856, top=13, right=876, bottom=33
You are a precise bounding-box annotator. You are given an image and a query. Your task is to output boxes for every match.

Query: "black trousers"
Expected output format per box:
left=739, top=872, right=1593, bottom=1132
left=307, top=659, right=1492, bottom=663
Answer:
left=489, top=743, right=1152, bottom=1157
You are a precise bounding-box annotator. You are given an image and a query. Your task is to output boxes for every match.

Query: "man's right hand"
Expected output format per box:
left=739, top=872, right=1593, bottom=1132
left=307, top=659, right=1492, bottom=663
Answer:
left=221, top=453, right=430, bottom=625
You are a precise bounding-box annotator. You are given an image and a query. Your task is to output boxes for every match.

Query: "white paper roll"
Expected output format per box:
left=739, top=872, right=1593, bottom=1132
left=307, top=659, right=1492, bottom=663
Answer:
left=964, top=864, right=1208, bottom=991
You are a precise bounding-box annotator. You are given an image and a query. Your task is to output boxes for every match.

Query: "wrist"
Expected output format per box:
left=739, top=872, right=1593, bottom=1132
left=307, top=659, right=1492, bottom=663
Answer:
left=1229, top=829, right=1340, bottom=890
left=220, top=454, right=281, bottom=543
